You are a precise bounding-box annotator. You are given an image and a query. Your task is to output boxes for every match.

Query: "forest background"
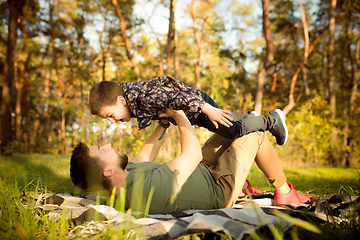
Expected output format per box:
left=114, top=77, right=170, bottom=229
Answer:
left=0, top=0, right=359, bottom=168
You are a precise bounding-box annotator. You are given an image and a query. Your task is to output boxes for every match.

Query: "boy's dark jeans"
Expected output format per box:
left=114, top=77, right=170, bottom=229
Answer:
left=195, top=92, right=273, bottom=139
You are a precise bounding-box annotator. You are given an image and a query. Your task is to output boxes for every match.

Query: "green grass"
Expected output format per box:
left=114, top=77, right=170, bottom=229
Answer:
left=247, top=166, right=360, bottom=197
left=0, top=154, right=359, bottom=239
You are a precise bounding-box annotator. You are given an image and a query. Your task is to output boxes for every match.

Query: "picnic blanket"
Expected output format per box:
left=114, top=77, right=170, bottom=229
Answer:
left=28, top=192, right=359, bottom=239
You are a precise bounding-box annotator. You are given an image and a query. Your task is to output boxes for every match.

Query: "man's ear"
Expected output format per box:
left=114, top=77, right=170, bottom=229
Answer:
left=103, top=168, right=116, bottom=177
left=117, top=96, right=127, bottom=106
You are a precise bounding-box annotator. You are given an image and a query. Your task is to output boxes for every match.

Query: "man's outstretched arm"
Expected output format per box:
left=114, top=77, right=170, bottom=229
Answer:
left=130, top=122, right=167, bottom=164
left=165, top=110, right=202, bottom=192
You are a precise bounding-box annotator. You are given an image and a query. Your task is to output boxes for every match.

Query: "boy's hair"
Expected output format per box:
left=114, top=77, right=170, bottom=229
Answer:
left=89, top=81, right=124, bottom=115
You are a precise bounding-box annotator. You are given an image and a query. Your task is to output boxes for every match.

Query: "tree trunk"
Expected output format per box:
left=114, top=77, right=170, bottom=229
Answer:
left=174, top=30, right=179, bottom=79
left=348, top=39, right=360, bottom=165
left=282, top=65, right=302, bottom=115
left=60, top=94, right=66, bottom=154
left=191, top=0, right=202, bottom=89
left=99, top=25, right=106, bottom=81
left=166, top=0, right=176, bottom=76
left=328, top=0, right=338, bottom=165
left=15, top=9, right=26, bottom=144
left=342, top=37, right=360, bottom=166
left=22, top=81, right=31, bottom=152
left=49, top=0, right=63, bottom=95
left=283, top=32, right=324, bottom=115
left=146, top=1, right=165, bottom=76
left=79, top=35, right=86, bottom=144
left=149, top=25, right=164, bottom=75
left=49, top=0, right=67, bottom=151
left=15, top=7, right=32, bottom=148
left=1, top=0, right=26, bottom=155
left=255, top=68, right=266, bottom=114
left=112, top=0, right=140, bottom=81
left=43, top=69, right=51, bottom=151
left=255, top=0, right=274, bottom=114
left=300, top=0, right=310, bottom=101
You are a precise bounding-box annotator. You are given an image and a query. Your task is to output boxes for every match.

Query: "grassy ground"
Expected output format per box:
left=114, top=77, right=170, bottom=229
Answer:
left=0, top=153, right=359, bottom=239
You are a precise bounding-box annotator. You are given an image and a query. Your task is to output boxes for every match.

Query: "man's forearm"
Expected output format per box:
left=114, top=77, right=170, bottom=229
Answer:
left=131, top=124, right=166, bottom=163
left=172, top=112, right=201, bottom=159
left=165, top=111, right=202, bottom=192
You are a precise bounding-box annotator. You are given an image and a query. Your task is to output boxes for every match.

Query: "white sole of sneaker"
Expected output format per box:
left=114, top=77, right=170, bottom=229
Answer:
left=250, top=111, right=259, bottom=117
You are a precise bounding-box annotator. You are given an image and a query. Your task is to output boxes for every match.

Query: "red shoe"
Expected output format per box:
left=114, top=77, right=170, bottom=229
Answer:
left=239, top=180, right=262, bottom=197
left=274, top=183, right=311, bottom=205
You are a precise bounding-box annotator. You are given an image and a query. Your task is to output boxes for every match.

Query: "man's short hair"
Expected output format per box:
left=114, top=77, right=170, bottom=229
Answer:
left=70, top=142, right=110, bottom=192
left=89, top=81, right=124, bottom=115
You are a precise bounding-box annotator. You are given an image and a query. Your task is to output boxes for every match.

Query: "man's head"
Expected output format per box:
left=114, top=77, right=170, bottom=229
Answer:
left=70, top=142, right=129, bottom=192
left=89, top=81, right=131, bottom=124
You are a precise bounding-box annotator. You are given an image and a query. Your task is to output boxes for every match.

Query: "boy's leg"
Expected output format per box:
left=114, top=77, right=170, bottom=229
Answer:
left=194, top=96, right=288, bottom=146
left=196, top=112, right=273, bottom=139
left=199, top=91, right=287, bottom=145
left=199, top=91, right=273, bottom=138
left=199, top=91, right=266, bottom=139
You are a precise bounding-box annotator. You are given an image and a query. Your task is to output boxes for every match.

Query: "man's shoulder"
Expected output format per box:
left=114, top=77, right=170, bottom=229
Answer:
left=126, top=161, right=164, bottom=171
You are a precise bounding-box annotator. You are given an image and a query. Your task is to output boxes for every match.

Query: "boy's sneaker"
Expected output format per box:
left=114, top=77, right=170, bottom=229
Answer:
left=274, top=183, right=311, bottom=205
left=269, top=109, right=288, bottom=146
left=250, top=111, right=259, bottom=116
left=247, top=110, right=259, bottom=117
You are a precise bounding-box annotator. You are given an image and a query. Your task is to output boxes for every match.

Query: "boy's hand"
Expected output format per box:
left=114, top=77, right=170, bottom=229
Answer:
left=202, top=103, right=233, bottom=129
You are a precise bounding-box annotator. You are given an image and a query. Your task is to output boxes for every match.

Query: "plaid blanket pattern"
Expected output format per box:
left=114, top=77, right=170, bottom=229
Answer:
left=30, top=193, right=294, bottom=239
left=29, top=193, right=359, bottom=239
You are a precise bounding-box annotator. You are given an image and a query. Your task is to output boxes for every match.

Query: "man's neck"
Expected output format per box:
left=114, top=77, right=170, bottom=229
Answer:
left=109, top=169, right=128, bottom=195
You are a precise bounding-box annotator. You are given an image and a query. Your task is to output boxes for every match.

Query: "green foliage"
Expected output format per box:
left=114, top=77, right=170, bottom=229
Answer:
left=271, top=95, right=360, bottom=167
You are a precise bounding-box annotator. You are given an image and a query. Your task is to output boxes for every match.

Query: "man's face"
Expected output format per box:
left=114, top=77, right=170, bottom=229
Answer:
left=88, top=143, right=126, bottom=169
left=98, top=96, right=131, bottom=124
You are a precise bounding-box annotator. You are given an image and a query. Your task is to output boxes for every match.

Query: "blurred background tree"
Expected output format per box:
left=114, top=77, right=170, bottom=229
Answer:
left=0, top=0, right=359, bottom=167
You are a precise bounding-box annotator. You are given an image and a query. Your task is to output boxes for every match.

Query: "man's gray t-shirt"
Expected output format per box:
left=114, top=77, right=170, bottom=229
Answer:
left=125, top=162, right=224, bottom=214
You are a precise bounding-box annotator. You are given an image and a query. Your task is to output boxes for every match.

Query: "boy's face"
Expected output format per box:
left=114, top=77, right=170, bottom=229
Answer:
left=98, top=96, right=131, bottom=124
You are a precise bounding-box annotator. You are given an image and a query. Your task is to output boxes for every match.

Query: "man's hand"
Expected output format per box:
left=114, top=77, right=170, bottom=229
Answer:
left=158, top=108, right=187, bottom=119
left=202, top=103, right=233, bottom=129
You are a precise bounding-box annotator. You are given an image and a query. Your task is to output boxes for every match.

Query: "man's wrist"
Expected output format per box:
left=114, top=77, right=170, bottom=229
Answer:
left=158, top=120, right=170, bottom=129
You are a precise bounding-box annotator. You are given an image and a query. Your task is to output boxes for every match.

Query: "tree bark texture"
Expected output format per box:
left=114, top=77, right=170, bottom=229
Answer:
left=255, top=0, right=274, bottom=114
left=166, top=0, right=176, bottom=76
left=191, top=0, right=202, bottom=89
left=112, top=0, right=141, bottom=81
left=282, top=31, right=324, bottom=115
left=1, top=0, right=26, bottom=155
left=328, top=0, right=338, bottom=164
